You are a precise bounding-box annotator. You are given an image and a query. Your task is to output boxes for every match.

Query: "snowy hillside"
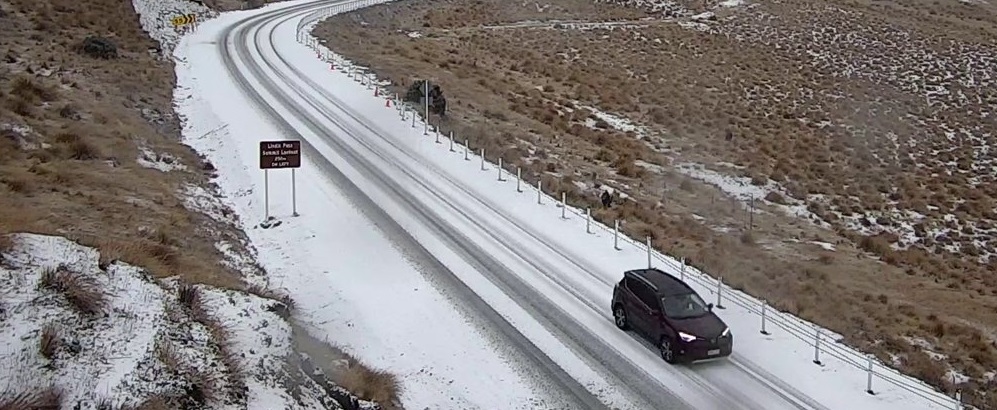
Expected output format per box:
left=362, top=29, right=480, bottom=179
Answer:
left=131, top=0, right=217, bottom=57
left=0, top=234, right=356, bottom=409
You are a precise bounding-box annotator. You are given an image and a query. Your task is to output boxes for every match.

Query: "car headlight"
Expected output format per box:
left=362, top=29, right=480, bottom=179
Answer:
left=678, top=332, right=698, bottom=342
left=721, top=327, right=730, bottom=337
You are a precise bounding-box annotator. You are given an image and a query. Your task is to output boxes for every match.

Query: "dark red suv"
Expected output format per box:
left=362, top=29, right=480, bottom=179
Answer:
left=611, top=268, right=733, bottom=363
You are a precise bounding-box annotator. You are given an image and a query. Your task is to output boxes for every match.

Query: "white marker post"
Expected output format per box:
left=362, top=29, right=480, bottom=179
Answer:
left=480, top=148, right=486, bottom=171
left=813, top=329, right=823, bottom=365
left=449, top=131, right=455, bottom=152
left=760, top=301, right=770, bottom=335
left=866, top=355, right=875, bottom=395
left=560, top=192, right=567, bottom=219
left=716, top=277, right=726, bottom=309
left=613, top=220, right=621, bottom=250
left=423, top=80, right=429, bottom=136
left=498, top=158, right=505, bottom=181
left=586, top=208, right=591, bottom=234
left=537, top=180, right=543, bottom=204
left=646, top=236, right=652, bottom=268
left=516, top=168, right=522, bottom=192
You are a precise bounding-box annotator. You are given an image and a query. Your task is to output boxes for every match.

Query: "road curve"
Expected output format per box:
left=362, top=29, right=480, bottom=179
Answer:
left=214, top=2, right=824, bottom=410
left=217, top=2, right=617, bottom=409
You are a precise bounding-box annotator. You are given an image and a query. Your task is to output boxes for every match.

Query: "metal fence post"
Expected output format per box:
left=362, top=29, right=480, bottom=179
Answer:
left=449, top=131, right=455, bottom=152
left=435, top=129, right=441, bottom=144
left=480, top=148, right=486, bottom=171
left=716, top=277, right=726, bottom=309
left=498, top=158, right=505, bottom=181
left=586, top=208, right=591, bottom=234
left=464, top=139, right=469, bottom=161
left=537, top=180, right=543, bottom=204
left=680, top=258, right=686, bottom=281
left=760, top=301, right=770, bottom=335
left=561, top=192, right=567, bottom=219
left=646, top=236, right=652, bottom=268
left=813, top=329, right=823, bottom=365
left=613, top=220, right=620, bottom=250
left=516, top=168, right=522, bottom=192
left=866, top=355, right=875, bottom=395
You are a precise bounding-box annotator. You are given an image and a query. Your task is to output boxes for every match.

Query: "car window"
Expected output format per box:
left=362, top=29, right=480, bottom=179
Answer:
left=661, top=293, right=709, bottom=319
left=626, top=277, right=657, bottom=307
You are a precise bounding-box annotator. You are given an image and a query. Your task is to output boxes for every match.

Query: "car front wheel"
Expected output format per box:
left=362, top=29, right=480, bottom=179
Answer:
left=660, top=336, right=677, bottom=364
left=613, top=304, right=629, bottom=330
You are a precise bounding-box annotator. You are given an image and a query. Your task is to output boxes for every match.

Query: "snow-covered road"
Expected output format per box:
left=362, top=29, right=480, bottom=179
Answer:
left=173, top=0, right=960, bottom=409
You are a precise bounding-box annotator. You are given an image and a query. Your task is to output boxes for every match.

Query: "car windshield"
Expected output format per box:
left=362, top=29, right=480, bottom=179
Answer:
left=661, top=293, right=709, bottom=319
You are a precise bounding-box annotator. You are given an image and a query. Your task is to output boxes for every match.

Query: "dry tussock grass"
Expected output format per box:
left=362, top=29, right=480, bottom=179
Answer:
left=336, top=361, right=401, bottom=405
left=38, top=323, right=61, bottom=360
left=0, top=386, right=62, bottom=410
left=316, top=0, right=997, bottom=403
left=175, top=282, right=247, bottom=404
left=38, top=265, right=107, bottom=316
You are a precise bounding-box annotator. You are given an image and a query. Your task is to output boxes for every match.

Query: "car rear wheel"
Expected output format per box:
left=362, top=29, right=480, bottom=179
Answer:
left=660, top=336, right=677, bottom=364
left=613, top=304, right=629, bottom=330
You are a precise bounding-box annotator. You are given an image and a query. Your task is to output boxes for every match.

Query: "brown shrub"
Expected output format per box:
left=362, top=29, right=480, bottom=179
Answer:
left=183, top=365, right=221, bottom=406
left=338, top=362, right=402, bottom=405
left=902, top=350, right=948, bottom=387
left=127, top=396, right=171, bottom=410
left=177, top=282, right=202, bottom=312
left=39, top=324, right=61, bottom=360
left=858, top=234, right=893, bottom=256
left=11, top=77, right=57, bottom=102
left=764, top=191, right=787, bottom=205
left=155, top=338, right=181, bottom=373
left=53, top=132, right=102, bottom=160
left=6, top=97, right=33, bottom=116
left=0, top=386, right=62, bottom=410
left=740, top=230, right=756, bottom=245
left=1, top=176, right=30, bottom=194
left=816, top=252, right=834, bottom=265
left=245, top=283, right=296, bottom=314
left=38, top=265, right=107, bottom=316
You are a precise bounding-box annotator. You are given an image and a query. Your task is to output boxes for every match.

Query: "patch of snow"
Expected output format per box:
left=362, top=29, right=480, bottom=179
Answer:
left=181, top=183, right=239, bottom=226
left=130, top=0, right=216, bottom=58
left=719, top=0, right=746, bottom=7
left=810, top=241, right=836, bottom=251
left=676, top=162, right=831, bottom=228
left=945, top=369, right=970, bottom=385
left=137, top=145, right=187, bottom=172
left=406, top=31, right=422, bottom=38
left=573, top=101, right=649, bottom=138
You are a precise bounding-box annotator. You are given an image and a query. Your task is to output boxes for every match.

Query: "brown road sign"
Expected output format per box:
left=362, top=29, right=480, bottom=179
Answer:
left=260, top=140, right=302, bottom=169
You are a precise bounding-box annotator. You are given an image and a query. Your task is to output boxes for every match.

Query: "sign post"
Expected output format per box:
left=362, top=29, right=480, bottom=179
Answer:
left=259, top=140, right=302, bottom=219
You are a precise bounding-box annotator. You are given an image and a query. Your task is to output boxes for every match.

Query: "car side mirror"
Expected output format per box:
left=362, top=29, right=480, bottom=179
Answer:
left=707, top=303, right=714, bottom=312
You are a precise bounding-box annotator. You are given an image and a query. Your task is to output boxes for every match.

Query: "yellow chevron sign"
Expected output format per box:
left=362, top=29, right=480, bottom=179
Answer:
left=170, top=14, right=197, bottom=27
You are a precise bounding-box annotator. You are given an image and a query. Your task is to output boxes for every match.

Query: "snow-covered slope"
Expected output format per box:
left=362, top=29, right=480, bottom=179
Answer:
left=0, top=234, right=341, bottom=409
left=131, top=0, right=217, bottom=57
